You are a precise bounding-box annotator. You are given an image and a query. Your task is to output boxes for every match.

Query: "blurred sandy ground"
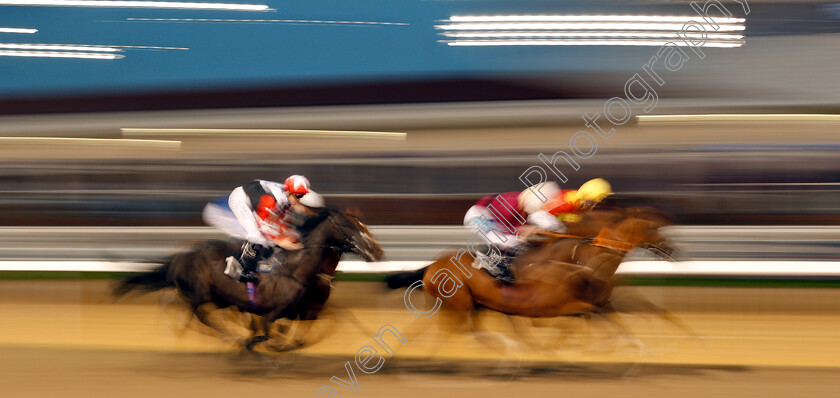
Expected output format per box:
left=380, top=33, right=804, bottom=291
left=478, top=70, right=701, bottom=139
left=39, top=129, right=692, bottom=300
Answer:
left=0, top=280, right=838, bottom=367
left=1, top=280, right=839, bottom=398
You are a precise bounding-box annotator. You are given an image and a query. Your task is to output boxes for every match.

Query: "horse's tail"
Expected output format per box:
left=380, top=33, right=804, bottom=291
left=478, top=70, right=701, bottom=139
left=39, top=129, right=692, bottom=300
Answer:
left=384, top=266, right=428, bottom=289
left=112, top=257, right=176, bottom=298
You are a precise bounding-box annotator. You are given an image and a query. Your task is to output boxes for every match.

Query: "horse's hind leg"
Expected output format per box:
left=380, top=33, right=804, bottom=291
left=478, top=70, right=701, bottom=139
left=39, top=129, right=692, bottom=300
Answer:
left=192, top=303, right=241, bottom=344
left=507, top=315, right=559, bottom=352
left=468, top=309, right=522, bottom=352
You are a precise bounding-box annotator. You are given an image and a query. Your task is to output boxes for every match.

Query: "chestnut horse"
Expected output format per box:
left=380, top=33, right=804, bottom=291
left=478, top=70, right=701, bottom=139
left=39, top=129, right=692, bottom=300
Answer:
left=389, top=208, right=676, bottom=324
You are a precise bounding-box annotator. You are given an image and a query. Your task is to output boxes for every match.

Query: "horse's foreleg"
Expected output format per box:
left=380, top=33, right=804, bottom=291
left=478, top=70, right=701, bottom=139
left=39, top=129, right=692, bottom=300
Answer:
left=590, top=312, right=648, bottom=354
left=280, top=305, right=370, bottom=352
left=605, top=290, right=702, bottom=340
left=267, top=316, right=321, bottom=352
left=651, top=308, right=702, bottom=340
left=280, top=318, right=319, bottom=351
left=248, top=314, right=269, bottom=339
left=243, top=315, right=270, bottom=351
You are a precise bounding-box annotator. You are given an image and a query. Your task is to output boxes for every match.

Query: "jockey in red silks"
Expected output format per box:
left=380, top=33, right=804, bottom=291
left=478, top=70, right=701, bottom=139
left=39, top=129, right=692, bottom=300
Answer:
left=463, top=182, right=566, bottom=283
left=202, top=175, right=324, bottom=283
left=464, top=179, right=613, bottom=283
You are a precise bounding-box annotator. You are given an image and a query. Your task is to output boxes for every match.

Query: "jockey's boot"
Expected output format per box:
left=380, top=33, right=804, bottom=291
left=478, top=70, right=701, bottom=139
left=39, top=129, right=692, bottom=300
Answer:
left=495, top=248, right=519, bottom=284
left=238, top=242, right=262, bottom=283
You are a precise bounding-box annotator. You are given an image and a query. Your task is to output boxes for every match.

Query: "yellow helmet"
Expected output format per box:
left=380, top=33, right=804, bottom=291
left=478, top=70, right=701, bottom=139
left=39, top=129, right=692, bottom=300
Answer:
left=575, top=178, right=613, bottom=203
left=518, top=181, right=560, bottom=214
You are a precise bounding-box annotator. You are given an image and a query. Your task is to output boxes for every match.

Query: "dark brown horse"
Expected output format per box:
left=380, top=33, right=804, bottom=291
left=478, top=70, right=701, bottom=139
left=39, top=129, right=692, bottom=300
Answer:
left=114, top=206, right=384, bottom=350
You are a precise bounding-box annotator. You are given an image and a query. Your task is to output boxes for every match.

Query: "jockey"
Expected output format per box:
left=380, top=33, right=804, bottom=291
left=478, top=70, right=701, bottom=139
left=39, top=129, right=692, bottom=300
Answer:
left=463, top=182, right=566, bottom=283
left=464, top=179, right=613, bottom=284
left=540, top=178, right=614, bottom=225
left=203, top=175, right=315, bottom=283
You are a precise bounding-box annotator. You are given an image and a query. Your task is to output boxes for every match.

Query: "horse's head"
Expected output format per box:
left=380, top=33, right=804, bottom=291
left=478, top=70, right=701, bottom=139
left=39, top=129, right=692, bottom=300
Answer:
left=600, top=207, right=677, bottom=258
left=318, top=207, right=384, bottom=262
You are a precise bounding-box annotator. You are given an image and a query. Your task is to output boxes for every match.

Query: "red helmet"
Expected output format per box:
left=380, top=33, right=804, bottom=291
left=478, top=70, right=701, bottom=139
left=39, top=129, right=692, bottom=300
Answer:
left=284, top=175, right=311, bottom=195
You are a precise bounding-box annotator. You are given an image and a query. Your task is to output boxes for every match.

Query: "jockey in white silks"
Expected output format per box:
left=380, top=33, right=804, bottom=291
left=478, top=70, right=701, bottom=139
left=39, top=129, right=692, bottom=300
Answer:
left=202, top=175, right=324, bottom=282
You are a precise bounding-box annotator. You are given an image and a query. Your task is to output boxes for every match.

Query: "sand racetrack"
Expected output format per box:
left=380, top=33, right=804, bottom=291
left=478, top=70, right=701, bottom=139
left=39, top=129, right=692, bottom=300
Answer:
left=1, top=280, right=838, bottom=398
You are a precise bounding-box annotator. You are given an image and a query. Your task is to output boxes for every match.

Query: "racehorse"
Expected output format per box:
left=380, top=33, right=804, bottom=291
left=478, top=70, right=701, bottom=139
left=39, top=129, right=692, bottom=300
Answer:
left=388, top=207, right=677, bottom=326
left=113, top=206, right=384, bottom=350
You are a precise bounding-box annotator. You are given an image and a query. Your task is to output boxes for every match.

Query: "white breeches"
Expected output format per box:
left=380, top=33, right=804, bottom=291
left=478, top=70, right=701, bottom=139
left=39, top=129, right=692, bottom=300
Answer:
left=202, top=201, right=248, bottom=240
left=464, top=205, right=525, bottom=250
left=202, top=187, right=271, bottom=246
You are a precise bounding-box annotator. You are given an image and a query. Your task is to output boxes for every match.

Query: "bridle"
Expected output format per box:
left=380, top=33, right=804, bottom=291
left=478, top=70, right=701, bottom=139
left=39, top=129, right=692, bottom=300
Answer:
left=266, top=211, right=361, bottom=290
left=269, top=211, right=376, bottom=289
left=327, top=213, right=365, bottom=255
left=591, top=214, right=675, bottom=261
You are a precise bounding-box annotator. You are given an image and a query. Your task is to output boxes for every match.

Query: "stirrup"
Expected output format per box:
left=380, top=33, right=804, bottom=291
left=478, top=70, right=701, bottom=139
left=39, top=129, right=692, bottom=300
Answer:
left=471, top=252, right=502, bottom=270
left=224, top=256, right=244, bottom=280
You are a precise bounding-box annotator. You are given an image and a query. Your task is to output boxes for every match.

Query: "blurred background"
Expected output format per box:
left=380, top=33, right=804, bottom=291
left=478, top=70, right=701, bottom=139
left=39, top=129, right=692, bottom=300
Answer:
left=0, top=0, right=839, bottom=397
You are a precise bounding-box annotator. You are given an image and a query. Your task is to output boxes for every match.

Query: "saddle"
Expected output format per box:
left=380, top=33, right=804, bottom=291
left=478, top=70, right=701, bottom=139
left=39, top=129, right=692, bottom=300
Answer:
left=223, top=246, right=286, bottom=281
left=471, top=249, right=518, bottom=284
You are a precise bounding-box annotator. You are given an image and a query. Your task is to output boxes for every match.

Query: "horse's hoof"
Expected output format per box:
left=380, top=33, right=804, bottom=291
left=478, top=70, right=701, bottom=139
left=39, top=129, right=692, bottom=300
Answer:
left=242, top=335, right=269, bottom=351
left=267, top=342, right=297, bottom=352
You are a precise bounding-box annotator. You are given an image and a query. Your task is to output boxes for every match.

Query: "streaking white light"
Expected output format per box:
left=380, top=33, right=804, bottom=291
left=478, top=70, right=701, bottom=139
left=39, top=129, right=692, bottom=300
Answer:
left=104, top=45, right=188, bottom=50
left=125, top=18, right=409, bottom=26
left=443, top=32, right=744, bottom=40
left=637, top=114, right=840, bottom=123
left=0, top=50, right=124, bottom=59
left=0, top=0, right=270, bottom=11
left=0, top=43, right=122, bottom=52
left=1, top=259, right=839, bottom=277
left=446, top=39, right=743, bottom=48
left=121, top=128, right=407, bottom=140
left=0, top=27, right=38, bottom=34
left=0, top=137, right=181, bottom=148
left=437, top=22, right=745, bottom=32
left=449, top=15, right=745, bottom=24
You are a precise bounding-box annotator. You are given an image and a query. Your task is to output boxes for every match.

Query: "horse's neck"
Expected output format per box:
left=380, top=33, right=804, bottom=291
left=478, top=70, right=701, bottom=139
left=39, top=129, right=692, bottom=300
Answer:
left=586, top=247, right=625, bottom=282
left=287, top=217, right=335, bottom=278
left=595, top=214, right=645, bottom=247
left=584, top=218, right=642, bottom=280
left=320, top=251, right=341, bottom=276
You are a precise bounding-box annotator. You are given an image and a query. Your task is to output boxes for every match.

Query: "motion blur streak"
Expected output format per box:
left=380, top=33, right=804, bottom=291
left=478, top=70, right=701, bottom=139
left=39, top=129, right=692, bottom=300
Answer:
left=121, top=128, right=407, bottom=140
left=0, top=137, right=180, bottom=149
left=436, top=23, right=746, bottom=32
left=0, top=27, right=38, bottom=33
left=123, top=18, right=410, bottom=26
left=637, top=114, right=840, bottom=123
left=0, top=50, right=123, bottom=59
left=445, top=40, right=742, bottom=48
left=442, top=32, right=744, bottom=40
left=0, top=43, right=122, bottom=52
left=448, top=15, right=746, bottom=23
left=0, top=0, right=270, bottom=10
